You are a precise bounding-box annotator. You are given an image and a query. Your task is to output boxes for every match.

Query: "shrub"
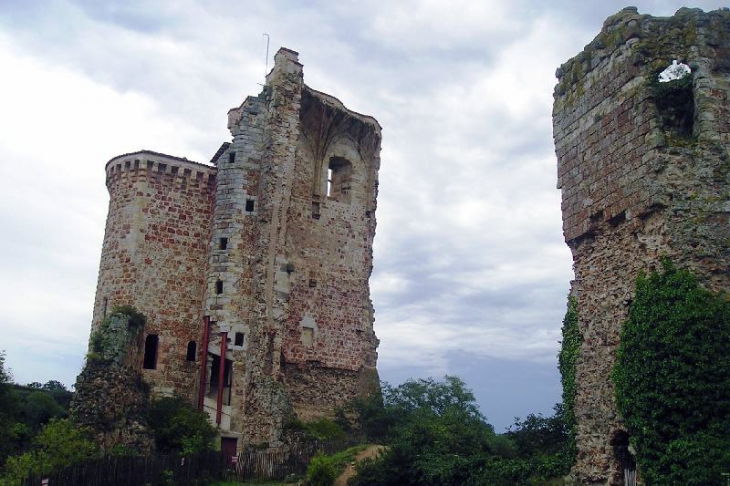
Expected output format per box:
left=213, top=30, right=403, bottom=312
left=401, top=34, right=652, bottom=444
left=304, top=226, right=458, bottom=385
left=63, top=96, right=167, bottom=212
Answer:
left=286, top=417, right=346, bottom=441
left=306, top=451, right=336, bottom=486
left=146, top=396, right=215, bottom=454
left=0, top=418, right=100, bottom=486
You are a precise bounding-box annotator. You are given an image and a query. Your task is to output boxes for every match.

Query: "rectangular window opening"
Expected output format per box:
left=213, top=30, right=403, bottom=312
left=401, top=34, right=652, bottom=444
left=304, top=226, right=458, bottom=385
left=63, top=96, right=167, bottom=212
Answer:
left=143, top=334, right=159, bottom=370
left=245, top=199, right=255, bottom=213
left=302, top=327, right=314, bottom=347
left=234, top=332, right=244, bottom=347
left=215, top=280, right=223, bottom=295
left=228, top=152, right=236, bottom=164
left=219, top=237, right=228, bottom=250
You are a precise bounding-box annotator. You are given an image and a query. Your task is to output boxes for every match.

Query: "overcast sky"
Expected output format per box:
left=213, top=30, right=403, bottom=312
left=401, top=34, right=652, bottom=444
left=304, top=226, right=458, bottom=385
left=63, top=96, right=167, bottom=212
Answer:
left=0, top=0, right=725, bottom=431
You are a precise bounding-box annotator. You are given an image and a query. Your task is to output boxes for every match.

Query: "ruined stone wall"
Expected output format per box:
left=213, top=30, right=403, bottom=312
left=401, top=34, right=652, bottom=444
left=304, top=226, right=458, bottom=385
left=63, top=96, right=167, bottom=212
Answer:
left=554, top=7, right=730, bottom=485
left=281, top=87, right=381, bottom=419
left=86, top=48, right=381, bottom=452
left=93, top=152, right=215, bottom=398
left=207, top=49, right=382, bottom=445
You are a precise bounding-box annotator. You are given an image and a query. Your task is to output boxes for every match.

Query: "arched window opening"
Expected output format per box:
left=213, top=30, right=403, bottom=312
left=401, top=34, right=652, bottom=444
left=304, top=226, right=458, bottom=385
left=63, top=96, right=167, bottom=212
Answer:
left=186, top=341, right=197, bottom=361
left=143, top=334, right=159, bottom=370
left=326, top=157, right=352, bottom=202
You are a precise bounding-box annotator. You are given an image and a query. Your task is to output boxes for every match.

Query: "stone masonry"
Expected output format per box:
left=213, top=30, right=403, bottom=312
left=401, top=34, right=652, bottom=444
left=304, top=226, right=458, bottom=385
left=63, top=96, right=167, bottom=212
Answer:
left=554, top=8, right=730, bottom=485
left=88, top=48, right=382, bottom=451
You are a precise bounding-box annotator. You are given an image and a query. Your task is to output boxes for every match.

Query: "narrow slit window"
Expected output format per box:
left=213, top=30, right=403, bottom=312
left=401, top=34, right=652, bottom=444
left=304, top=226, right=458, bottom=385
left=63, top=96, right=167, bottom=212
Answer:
left=143, top=334, right=159, bottom=369
left=215, top=280, right=223, bottom=295
left=186, top=341, right=197, bottom=361
left=219, top=237, right=228, bottom=250
left=245, top=199, right=255, bottom=213
left=234, top=332, right=244, bottom=347
left=326, top=157, right=352, bottom=202
left=228, top=152, right=236, bottom=163
left=302, top=327, right=314, bottom=347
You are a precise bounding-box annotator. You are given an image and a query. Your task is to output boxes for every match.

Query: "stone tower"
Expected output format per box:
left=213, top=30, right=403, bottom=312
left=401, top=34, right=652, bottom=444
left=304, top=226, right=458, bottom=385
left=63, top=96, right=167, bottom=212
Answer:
left=553, top=8, right=730, bottom=484
left=89, top=48, right=381, bottom=451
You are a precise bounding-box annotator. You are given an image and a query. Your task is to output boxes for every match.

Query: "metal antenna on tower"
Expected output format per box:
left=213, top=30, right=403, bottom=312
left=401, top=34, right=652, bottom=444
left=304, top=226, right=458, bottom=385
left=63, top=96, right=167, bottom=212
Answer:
left=263, top=34, right=270, bottom=79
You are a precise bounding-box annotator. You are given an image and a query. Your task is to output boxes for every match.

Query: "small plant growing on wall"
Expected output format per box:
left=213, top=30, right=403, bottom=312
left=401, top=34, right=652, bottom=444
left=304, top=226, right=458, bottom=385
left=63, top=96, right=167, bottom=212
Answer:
left=649, top=61, right=694, bottom=140
left=88, top=306, right=147, bottom=365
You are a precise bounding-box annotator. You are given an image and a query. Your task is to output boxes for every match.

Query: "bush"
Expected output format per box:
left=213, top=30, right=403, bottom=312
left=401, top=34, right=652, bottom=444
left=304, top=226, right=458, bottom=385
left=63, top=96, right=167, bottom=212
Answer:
left=613, top=261, right=730, bottom=484
left=286, top=417, right=345, bottom=441
left=306, top=451, right=336, bottom=486
left=146, top=396, right=215, bottom=454
left=0, top=418, right=100, bottom=486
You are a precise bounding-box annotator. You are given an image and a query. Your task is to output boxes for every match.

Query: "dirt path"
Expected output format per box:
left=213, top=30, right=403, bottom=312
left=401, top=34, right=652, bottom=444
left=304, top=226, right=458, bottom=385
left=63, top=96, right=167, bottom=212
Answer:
left=334, top=444, right=385, bottom=486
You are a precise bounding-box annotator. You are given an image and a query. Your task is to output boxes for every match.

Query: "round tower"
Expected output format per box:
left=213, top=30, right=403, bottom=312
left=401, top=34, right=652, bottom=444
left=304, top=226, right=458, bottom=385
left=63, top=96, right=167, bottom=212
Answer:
left=92, top=150, right=216, bottom=396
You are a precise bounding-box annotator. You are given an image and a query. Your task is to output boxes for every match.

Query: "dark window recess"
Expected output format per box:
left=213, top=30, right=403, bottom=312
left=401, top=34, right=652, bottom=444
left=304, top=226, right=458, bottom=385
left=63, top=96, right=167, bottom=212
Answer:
left=312, top=201, right=321, bottom=219
left=309, top=279, right=317, bottom=288
left=216, top=280, right=223, bottom=295
left=143, top=334, right=159, bottom=370
left=234, top=332, right=244, bottom=346
left=209, top=355, right=233, bottom=405
left=245, top=199, right=255, bottom=213
left=609, top=210, right=627, bottom=227
left=186, top=341, right=197, bottom=361
left=219, top=237, right=228, bottom=250
left=228, top=152, right=236, bottom=163
left=653, top=64, right=694, bottom=138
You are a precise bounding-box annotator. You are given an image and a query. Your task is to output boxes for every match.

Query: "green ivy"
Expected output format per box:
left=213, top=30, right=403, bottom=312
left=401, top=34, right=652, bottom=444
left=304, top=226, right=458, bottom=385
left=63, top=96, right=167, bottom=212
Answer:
left=613, top=260, right=730, bottom=485
left=557, top=294, right=581, bottom=466
left=110, top=305, right=147, bottom=328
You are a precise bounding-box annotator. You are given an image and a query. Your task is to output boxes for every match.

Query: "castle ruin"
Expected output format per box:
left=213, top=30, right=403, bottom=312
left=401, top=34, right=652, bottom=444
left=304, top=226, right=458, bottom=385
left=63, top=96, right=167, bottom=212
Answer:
left=86, top=48, right=382, bottom=452
left=554, top=7, right=730, bottom=484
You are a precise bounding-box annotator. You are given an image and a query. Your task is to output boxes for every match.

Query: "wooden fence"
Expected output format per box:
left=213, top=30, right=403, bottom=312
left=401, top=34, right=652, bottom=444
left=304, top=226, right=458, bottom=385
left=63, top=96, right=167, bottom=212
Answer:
left=23, top=436, right=363, bottom=485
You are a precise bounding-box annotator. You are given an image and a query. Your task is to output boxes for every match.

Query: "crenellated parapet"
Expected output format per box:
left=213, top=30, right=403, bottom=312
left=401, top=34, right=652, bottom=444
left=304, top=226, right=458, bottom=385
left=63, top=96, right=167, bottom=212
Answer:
left=105, top=150, right=216, bottom=193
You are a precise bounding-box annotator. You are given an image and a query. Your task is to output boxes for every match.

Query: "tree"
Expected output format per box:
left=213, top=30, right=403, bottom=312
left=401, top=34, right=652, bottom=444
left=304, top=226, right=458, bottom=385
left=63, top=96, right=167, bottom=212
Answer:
left=506, top=405, right=567, bottom=459
left=351, top=376, right=504, bottom=486
left=0, top=418, right=100, bottom=486
left=613, top=261, right=730, bottom=485
left=0, top=352, right=21, bottom=469
left=23, top=391, right=66, bottom=432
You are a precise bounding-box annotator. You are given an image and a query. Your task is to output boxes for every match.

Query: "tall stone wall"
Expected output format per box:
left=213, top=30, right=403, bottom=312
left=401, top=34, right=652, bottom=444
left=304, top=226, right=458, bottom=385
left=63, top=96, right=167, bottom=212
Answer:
left=93, top=152, right=215, bottom=398
left=554, top=7, right=730, bottom=484
left=199, top=48, right=382, bottom=447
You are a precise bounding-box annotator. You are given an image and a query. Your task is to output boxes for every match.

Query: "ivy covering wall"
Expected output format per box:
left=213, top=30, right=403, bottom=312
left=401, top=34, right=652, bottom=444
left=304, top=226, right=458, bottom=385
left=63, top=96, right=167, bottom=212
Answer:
left=613, top=261, right=730, bottom=485
left=558, top=295, right=581, bottom=466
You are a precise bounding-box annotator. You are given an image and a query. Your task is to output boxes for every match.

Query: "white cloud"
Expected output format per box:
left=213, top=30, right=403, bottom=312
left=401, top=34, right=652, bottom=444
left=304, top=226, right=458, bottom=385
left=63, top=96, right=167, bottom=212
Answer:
left=0, top=0, right=725, bottom=418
